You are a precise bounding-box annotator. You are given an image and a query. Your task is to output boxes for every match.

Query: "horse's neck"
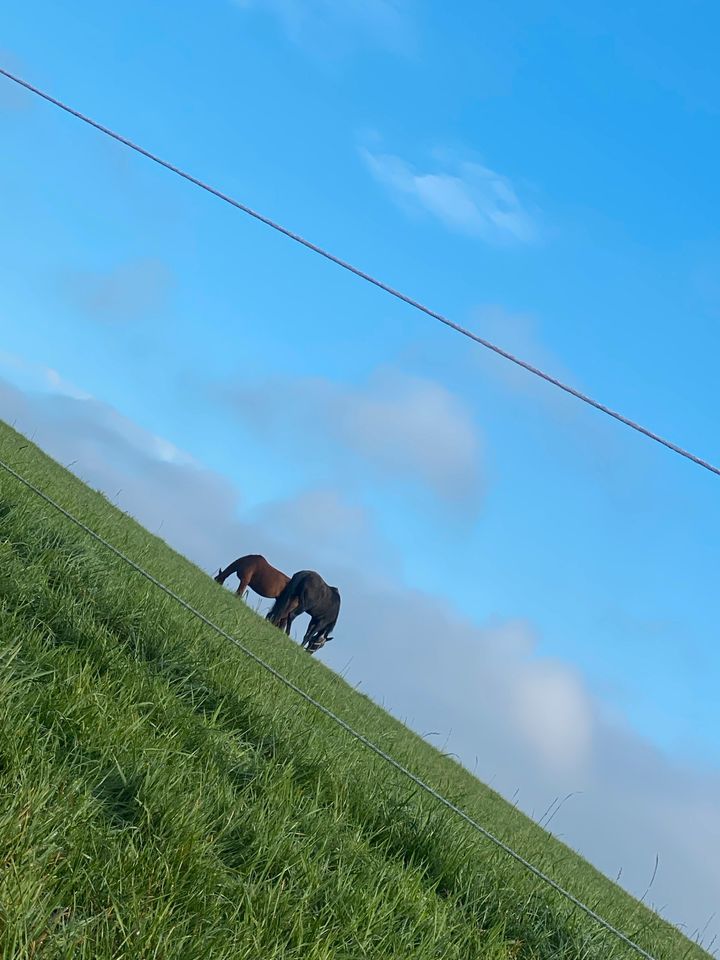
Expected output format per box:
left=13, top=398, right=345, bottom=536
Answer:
left=221, top=557, right=245, bottom=579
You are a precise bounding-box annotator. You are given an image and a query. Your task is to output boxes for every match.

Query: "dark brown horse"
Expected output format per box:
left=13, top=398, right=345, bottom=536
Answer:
left=214, top=555, right=294, bottom=627
left=267, top=570, right=341, bottom=654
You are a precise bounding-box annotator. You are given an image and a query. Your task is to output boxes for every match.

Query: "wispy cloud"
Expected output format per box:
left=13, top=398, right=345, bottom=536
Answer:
left=469, top=305, right=577, bottom=403
left=234, top=0, right=413, bottom=54
left=225, top=368, right=484, bottom=503
left=0, top=353, right=191, bottom=467
left=464, top=304, right=633, bottom=481
left=361, top=147, right=536, bottom=243
left=60, top=257, right=174, bottom=324
left=0, top=350, right=91, bottom=401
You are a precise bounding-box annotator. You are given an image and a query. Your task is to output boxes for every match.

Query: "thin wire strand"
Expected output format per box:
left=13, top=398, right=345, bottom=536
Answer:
left=1, top=65, right=718, bottom=481
left=0, top=454, right=657, bottom=960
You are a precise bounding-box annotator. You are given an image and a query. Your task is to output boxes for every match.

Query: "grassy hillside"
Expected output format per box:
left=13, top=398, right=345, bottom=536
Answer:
left=0, top=419, right=708, bottom=960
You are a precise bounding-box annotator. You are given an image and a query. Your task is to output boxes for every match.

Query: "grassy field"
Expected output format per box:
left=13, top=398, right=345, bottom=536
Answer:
left=0, top=418, right=708, bottom=960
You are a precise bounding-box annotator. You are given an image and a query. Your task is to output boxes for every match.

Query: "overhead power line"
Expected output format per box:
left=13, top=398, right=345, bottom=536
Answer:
left=0, top=452, right=658, bottom=960
left=1, top=66, right=719, bottom=480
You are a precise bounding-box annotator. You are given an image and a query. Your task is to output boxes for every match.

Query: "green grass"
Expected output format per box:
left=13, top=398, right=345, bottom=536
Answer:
left=0, top=419, right=708, bottom=960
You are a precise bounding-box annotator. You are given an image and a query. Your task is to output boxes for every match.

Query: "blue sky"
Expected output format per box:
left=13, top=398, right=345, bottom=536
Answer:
left=2, top=0, right=720, bottom=939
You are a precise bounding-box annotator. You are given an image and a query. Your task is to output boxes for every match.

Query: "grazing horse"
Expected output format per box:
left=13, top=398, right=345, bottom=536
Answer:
left=266, top=570, right=341, bottom=654
left=214, top=554, right=293, bottom=628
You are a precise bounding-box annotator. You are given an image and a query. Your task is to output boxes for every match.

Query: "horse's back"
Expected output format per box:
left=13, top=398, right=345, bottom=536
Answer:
left=244, top=554, right=288, bottom=576
left=289, top=570, right=316, bottom=590
left=227, top=554, right=265, bottom=570
left=249, top=556, right=289, bottom=595
left=301, top=572, right=339, bottom=615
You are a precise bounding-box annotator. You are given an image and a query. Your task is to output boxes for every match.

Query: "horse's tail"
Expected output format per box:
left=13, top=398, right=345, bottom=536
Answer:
left=267, top=571, right=303, bottom=624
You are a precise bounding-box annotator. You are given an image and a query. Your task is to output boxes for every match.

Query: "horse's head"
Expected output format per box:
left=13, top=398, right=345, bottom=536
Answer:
left=213, top=569, right=224, bottom=583
left=306, top=634, right=333, bottom=654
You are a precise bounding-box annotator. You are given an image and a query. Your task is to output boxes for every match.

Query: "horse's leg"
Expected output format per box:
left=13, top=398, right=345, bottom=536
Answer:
left=235, top=573, right=251, bottom=601
left=276, top=612, right=291, bottom=634
left=281, top=596, right=304, bottom=637
left=284, top=604, right=301, bottom=635
left=302, top=618, right=320, bottom=650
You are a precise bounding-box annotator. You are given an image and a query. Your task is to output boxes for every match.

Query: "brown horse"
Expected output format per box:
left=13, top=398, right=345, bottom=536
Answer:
left=214, top=555, right=294, bottom=629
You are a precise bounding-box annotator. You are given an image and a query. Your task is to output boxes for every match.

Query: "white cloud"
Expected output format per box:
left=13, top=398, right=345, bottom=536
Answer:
left=1, top=370, right=719, bottom=950
left=511, top=659, right=593, bottom=770
left=251, top=488, right=392, bottom=574
left=361, top=148, right=536, bottom=243
left=226, top=368, right=484, bottom=502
